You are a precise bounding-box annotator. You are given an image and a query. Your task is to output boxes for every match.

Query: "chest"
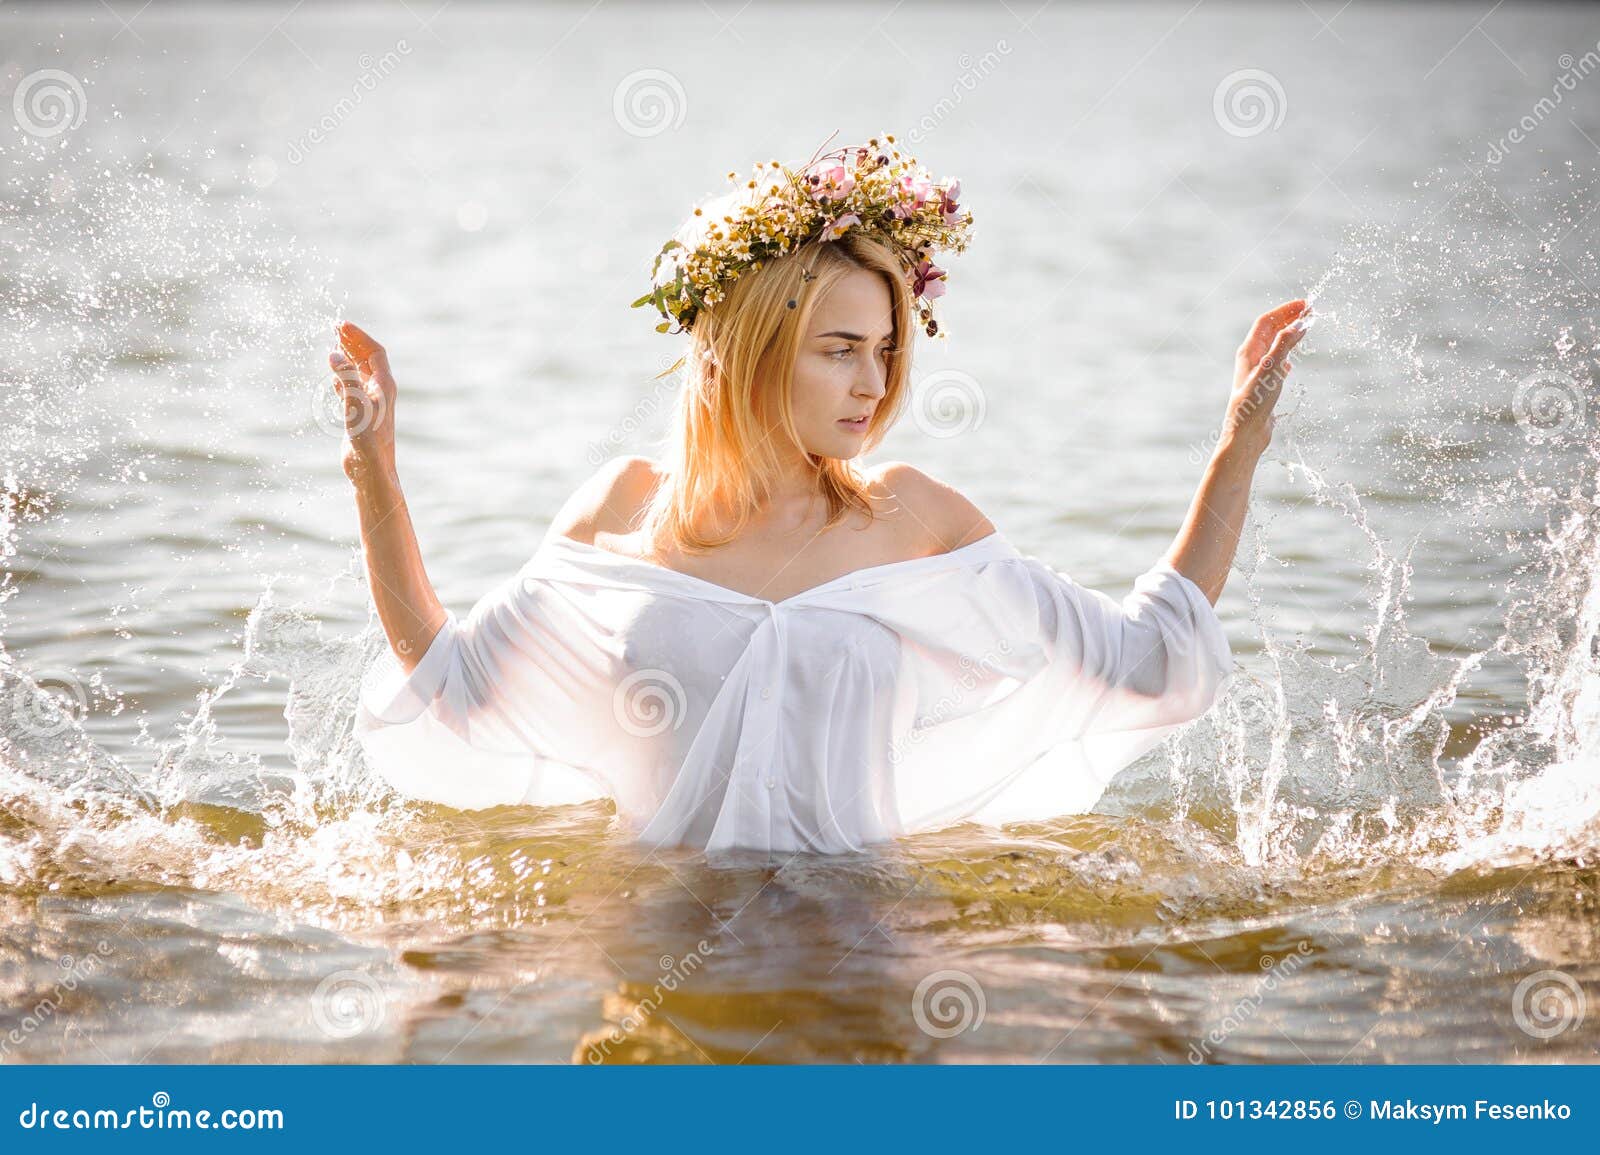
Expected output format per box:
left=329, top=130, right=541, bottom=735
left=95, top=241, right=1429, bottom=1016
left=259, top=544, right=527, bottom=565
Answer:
left=599, top=519, right=922, bottom=604
left=613, top=595, right=902, bottom=692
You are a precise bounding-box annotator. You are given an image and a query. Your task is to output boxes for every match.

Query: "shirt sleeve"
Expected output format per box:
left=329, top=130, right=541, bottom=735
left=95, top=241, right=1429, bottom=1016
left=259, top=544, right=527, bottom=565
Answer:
left=352, top=569, right=610, bottom=811
left=887, top=554, right=1235, bottom=831
left=1037, top=557, right=1234, bottom=747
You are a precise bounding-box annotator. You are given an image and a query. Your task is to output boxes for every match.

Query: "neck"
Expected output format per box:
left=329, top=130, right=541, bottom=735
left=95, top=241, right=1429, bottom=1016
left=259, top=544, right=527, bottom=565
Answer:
left=761, top=445, right=825, bottom=506
left=703, top=447, right=828, bottom=537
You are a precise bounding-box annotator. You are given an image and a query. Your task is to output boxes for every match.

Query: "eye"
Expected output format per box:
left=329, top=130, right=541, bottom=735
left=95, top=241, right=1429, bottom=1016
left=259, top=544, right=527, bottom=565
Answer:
left=828, top=347, right=853, bottom=360
left=878, top=344, right=897, bottom=359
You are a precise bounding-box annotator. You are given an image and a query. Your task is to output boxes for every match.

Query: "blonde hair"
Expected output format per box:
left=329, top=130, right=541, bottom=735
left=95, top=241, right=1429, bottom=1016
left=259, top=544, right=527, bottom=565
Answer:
left=640, top=231, right=916, bottom=554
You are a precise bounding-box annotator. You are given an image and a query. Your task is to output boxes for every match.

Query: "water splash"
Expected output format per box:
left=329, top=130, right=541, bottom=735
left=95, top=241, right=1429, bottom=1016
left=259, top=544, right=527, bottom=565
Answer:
left=1, top=140, right=1599, bottom=951
left=1114, top=162, right=1600, bottom=882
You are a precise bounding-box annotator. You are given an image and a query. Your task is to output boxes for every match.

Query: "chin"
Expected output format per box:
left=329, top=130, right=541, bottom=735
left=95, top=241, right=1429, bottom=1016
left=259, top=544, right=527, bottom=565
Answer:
left=811, top=436, right=866, bottom=461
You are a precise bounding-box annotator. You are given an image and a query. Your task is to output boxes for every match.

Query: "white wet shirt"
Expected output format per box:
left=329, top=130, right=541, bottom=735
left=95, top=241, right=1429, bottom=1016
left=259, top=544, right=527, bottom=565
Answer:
left=353, top=530, right=1234, bottom=854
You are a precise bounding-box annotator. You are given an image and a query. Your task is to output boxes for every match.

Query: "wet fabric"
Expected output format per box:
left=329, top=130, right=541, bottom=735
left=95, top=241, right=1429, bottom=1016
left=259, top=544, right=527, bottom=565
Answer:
left=355, top=531, right=1234, bottom=854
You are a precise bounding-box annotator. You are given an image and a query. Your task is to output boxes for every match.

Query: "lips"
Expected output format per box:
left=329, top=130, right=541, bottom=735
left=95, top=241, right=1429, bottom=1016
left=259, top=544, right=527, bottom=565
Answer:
left=837, top=414, right=871, bottom=427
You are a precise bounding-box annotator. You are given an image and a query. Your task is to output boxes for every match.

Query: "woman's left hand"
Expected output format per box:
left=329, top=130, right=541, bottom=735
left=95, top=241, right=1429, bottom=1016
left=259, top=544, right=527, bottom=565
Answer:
left=1222, top=298, right=1309, bottom=461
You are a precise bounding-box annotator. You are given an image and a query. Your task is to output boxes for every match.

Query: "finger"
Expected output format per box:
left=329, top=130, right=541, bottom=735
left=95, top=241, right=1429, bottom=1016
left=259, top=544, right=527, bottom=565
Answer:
left=1265, top=298, right=1309, bottom=327
left=329, top=351, right=363, bottom=389
left=365, top=344, right=395, bottom=386
left=1261, top=322, right=1301, bottom=366
left=1250, top=326, right=1303, bottom=385
left=329, top=371, right=359, bottom=423
left=1240, top=299, right=1309, bottom=357
left=330, top=373, right=383, bottom=431
left=337, top=321, right=382, bottom=361
left=337, top=321, right=397, bottom=386
left=1255, top=299, right=1309, bottom=338
left=336, top=321, right=384, bottom=372
left=330, top=375, right=368, bottom=428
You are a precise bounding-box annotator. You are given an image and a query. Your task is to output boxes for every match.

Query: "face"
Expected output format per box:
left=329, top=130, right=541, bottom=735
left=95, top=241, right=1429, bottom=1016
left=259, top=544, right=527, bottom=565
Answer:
left=786, top=266, right=897, bottom=460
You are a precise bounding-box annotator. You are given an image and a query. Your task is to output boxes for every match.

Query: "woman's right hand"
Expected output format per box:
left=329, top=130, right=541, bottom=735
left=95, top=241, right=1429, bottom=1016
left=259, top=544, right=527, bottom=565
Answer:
left=330, top=321, right=398, bottom=487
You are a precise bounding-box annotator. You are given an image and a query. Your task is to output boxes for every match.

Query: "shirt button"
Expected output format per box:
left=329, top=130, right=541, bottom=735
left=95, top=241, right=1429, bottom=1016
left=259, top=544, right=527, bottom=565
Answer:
left=760, top=687, right=772, bottom=700
left=764, top=776, right=775, bottom=790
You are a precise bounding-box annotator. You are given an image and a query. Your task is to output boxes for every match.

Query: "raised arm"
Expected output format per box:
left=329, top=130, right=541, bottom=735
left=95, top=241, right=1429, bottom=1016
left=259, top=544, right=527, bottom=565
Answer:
left=1164, top=299, right=1309, bottom=605
left=331, top=322, right=448, bottom=674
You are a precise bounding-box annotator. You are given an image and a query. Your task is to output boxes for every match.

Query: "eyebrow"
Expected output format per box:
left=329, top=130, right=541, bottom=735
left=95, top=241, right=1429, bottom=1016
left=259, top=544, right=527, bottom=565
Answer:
left=816, top=330, right=894, bottom=342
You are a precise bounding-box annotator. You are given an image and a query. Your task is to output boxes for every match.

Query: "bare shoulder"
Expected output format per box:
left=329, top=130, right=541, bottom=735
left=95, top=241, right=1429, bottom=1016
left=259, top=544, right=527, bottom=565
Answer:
left=867, top=460, right=997, bottom=554
left=545, top=455, right=663, bottom=546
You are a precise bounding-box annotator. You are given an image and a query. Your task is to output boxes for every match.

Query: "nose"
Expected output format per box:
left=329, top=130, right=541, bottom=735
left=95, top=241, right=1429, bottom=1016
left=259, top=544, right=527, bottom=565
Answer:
left=854, top=355, right=888, bottom=401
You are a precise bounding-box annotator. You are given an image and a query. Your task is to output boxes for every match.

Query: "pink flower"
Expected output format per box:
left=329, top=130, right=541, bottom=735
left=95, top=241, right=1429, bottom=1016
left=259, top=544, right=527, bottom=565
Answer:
left=939, top=179, right=963, bottom=226
left=911, top=258, right=947, bottom=299
left=807, top=163, right=855, bottom=202
left=821, top=212, right=861, bottom=241
left=890, top=174, right=933, bottom=219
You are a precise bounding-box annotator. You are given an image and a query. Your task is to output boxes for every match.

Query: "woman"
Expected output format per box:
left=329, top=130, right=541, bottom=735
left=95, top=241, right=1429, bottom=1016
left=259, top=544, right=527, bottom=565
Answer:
left=336, top=136, right=1308, bottom=855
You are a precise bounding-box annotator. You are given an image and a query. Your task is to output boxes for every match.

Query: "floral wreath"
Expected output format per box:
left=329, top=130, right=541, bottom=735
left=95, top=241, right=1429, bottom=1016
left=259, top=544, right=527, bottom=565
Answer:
left=632, top=131, right=973, bottom=348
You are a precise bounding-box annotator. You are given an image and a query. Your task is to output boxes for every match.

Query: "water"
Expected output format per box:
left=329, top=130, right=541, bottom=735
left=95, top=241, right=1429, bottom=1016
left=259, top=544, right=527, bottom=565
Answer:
left=3, top=2, right=1599, bottom=1063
